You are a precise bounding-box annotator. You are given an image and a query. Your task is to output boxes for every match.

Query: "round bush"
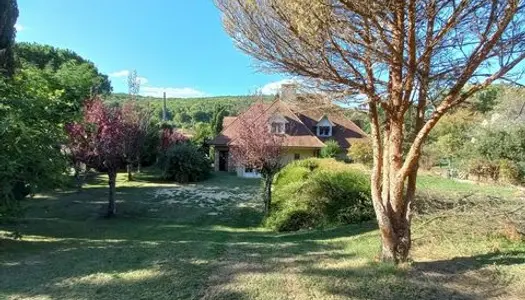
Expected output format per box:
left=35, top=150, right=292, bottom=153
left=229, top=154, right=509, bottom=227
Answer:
left=158, top=143, right=211, bottom=183
left=266, top=158, right=373, bottom=231
left=499, top=159, right=522, bottom=185
left=320, top=139, right=342, bottom=158
left=348, top=140, right=373, bottom=166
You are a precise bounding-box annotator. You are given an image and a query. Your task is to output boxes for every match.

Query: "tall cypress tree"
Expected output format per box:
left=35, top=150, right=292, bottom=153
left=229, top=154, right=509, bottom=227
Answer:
left=0, top=0, right=18, bottom=77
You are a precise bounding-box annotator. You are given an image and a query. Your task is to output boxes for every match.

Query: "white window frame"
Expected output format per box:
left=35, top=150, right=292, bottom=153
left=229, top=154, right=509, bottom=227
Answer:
left=271, top=122, right=285, bottom=134
left=317, top=125, right=332, bottom=137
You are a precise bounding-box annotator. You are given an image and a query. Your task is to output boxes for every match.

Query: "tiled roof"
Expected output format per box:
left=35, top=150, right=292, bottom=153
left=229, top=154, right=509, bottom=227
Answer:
left=294, top=108, right=367, bottom=149
left=209, top=98, right=366, bottom=149
left=222, top=116, right=237, bottom=128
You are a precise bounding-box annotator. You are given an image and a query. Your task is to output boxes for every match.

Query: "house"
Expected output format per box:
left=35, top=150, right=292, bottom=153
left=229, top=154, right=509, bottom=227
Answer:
left=209, top=86, right=367, bottom=177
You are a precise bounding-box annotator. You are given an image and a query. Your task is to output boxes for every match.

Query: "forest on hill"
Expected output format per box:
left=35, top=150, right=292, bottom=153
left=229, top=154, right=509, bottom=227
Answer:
left=106, top=93, right=263, bottom=129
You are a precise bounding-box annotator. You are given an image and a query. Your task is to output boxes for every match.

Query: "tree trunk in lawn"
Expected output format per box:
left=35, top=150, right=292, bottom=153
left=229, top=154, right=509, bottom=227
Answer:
left=262, top=174, right=274, bottom=215
left=74, top=162, right=83, bottom=192
left=371, top=157, right=414, bottom=263
left=127, top=163, right=133, bottom=181
left=107, top=170, right=117, bottom=217
left=369, top=101, right=418, bottom=263
left=136, top=153, right=142, bottom=173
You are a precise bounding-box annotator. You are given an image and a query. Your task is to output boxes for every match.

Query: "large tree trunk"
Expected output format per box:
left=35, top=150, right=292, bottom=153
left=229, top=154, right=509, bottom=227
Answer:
left=373, top=199, right=411, bottom=263
left=126, top=163, right=133, bottom=181
left=136, top=153, right=142, bottom=173
left=107, top=170, right=117, bottom=217
left=371, top=158, right=413, bottom=263
left=73, top=162, right=83, bottom=192
left=369, top=100, right=417, bottom=264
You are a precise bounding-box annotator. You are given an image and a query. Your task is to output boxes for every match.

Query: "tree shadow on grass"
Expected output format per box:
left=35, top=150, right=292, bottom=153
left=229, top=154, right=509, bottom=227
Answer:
left=295, top=249, right=525, bottom=300
left=4, top=172, right=522, bottom=299
left=0, top=221, right=372, bottom=299
left=1, top=171, right=378, bottom=299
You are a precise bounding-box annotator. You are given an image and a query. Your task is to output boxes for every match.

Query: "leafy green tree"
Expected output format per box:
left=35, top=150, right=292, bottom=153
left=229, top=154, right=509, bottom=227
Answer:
left=15, top=42, right=111, bottom=95
left=474, top=128, right=525, bottom=163
left=191, top=110, right=211, bottom=123
left=192, top=122, right=213, bottom=146
left=491, top=86, right=525, bottom=126
left=0, top=0, right=18, bottom=77
left=472, top=85, right=501, bottom=114
left=174, top=111, right=191, bottom=125
left=427, top=109, right=481, bottom=161
left=0, top=70, right=69, bottom=219
left=211, top=104, right=228, bottom=136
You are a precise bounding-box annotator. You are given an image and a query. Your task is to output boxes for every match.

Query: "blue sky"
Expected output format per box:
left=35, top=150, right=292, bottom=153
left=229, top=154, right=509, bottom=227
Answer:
left=15, top=0, right=290, bottom=97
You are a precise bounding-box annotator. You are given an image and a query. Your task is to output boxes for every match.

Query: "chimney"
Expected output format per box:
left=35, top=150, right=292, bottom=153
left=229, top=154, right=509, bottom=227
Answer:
left=280, top=83, right=297, bottom=102
left=162, top=92, right=167, bottom=121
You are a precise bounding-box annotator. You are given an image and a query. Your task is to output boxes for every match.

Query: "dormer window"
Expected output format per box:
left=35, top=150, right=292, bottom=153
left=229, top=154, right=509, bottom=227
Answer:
left=318, top=126, right=331, bottom=136
left=271, top=122, right=285, bottom=134
left=316, top=115, right=334, bottom=137
left=269, top=114, right=288, bottom=135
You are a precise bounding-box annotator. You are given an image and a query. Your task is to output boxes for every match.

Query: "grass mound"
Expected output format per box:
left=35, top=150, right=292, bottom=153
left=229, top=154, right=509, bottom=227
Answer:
left=266, top=158, right=373, bottom=231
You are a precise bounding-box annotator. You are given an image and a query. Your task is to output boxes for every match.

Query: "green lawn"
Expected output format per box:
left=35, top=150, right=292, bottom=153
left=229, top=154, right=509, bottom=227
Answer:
left=0, top=172, right=524, bottom=299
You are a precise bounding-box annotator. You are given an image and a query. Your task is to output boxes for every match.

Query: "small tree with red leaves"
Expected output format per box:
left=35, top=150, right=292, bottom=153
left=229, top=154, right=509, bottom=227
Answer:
left=230, top=103, right=284, bottom=215
left=66, top=97, right=126, bottom=217
left=159, top=127, right=189, bottom=151
left=121, top=101, right=153, bottom=181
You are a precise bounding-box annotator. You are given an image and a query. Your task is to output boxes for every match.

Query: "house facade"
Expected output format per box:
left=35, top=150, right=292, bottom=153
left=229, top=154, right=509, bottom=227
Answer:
left=209, top=89, right=367, bottom=177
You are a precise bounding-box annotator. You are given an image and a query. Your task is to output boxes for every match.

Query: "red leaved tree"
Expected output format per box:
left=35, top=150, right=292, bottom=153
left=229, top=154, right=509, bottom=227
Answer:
left=121, top=101, right=153, bottom=181
left=159, top=127, right=189, bottom=151
left=229, top=102, right=284, bottom=214
left=64, top=122, right=93, bottom=190
left=66, top=97, right=126, bottom=217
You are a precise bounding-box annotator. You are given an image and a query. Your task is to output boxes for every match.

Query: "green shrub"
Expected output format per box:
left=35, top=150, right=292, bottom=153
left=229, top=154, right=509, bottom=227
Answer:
left=266, top=158, right=373, bottom=231
left=293, top=159, right=319, bottom=171
left=348, top=140, right=373, bottom=166
left=158, top=143, right=211, bottom=183
left=306, top=171, right=373, bottom=225
left=467, top=158, right=500, bottom=182
left=499, top=159, right=522, bottom=185
left=320, top=139, right=342, bottom=158
left=268, top=209, right=318, bottom=232
left=274, top=166, right=310, bottom=186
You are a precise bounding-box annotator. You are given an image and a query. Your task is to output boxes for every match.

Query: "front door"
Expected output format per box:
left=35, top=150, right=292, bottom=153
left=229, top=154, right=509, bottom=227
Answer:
left=218, top=151, right=228, bottom=171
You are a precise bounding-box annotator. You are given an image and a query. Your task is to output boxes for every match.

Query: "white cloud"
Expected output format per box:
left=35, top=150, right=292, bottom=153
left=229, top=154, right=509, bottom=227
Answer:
left=137, top=76, right=148, bottom=85
left=109, top=70, right=130, bottom=78
left=109, top=70, right=148, bottom=85
left=258, top=79, right=297, bottom=95
left=14, top=23, right=24, bottom=32
left=141, top=87, right=207, bottom=98
left=109, top=69, right=205, bottom=98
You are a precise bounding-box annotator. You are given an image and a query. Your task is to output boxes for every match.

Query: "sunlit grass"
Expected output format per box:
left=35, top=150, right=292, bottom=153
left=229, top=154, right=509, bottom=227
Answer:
left=0, top=170, right=523, bottom=299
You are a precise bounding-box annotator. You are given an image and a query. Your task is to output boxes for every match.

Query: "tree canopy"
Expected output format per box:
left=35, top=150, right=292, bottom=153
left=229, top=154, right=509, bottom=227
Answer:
left=0, top=0, right=18, bottom=76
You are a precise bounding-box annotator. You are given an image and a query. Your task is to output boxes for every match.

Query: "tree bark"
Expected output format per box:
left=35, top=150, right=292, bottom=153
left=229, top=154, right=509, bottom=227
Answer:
left=371, top=157, right=413, bottom=263
left=127, top=163, right=133, bottom=181
left=107, top=170, right=117, bottom=217
left=375, top=201, right=411, bottom=263
left=73, top=162, right=83, bottom=192
left=369, top=102, right=414, bottom=264
left=262, top=174, right=274, bottom=215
